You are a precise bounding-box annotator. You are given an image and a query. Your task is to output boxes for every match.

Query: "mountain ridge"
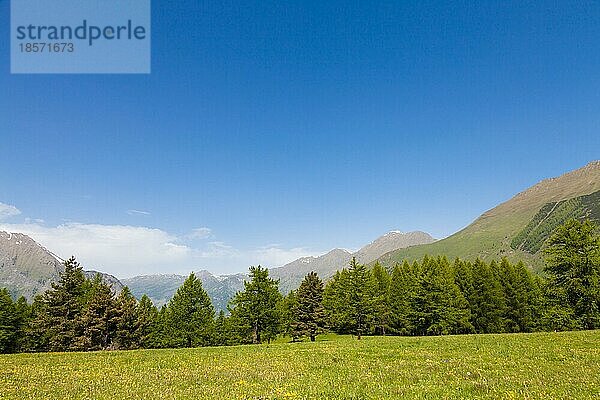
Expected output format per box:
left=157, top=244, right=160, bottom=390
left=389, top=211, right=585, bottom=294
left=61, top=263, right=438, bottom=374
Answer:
left=375, top=161, right=600, bottom=269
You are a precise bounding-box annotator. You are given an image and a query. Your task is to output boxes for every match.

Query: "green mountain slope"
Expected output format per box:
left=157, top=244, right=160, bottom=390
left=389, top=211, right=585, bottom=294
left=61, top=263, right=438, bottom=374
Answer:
left=376, top=161, right=600, bottom=270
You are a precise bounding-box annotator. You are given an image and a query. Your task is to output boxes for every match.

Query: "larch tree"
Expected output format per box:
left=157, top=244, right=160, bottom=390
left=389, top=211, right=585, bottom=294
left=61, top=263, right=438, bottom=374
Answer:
left=229, top=265, right=282, bottom=344
left=167, top=272, right=215, bottom=348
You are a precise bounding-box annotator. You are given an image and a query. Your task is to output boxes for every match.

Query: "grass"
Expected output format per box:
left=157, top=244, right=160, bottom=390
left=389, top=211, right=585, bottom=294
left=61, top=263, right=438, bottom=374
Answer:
left=1, top=331, right=599, bottom=399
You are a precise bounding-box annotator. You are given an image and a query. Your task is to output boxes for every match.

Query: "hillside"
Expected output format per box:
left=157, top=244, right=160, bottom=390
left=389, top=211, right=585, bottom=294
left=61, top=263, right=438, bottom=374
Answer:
left=271, top=230, right=434, bottom=293
left=376, top=161, right=600, bottom=269
left=0, top=231, right=123, bottom=300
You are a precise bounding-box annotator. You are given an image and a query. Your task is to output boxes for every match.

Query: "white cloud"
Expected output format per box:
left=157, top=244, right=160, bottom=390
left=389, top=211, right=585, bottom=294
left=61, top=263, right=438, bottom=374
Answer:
left=189, top=227, right=213, bottom=240
left=0, top=219, right=321, bottom=278
left=0, top=222, right=192, bottom=278
left=0, top=202, right=21, bottom=220
left=127, top=209, right=151, bottom=216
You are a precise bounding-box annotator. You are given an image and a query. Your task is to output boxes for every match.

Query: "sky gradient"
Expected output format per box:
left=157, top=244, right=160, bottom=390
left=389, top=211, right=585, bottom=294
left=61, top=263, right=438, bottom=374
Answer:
left=1, top=1, right=599, bottom=277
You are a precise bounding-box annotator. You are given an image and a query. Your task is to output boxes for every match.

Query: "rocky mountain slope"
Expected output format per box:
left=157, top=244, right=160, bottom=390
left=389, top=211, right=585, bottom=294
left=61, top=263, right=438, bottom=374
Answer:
left=0, top=231, right=123, bottom=300
left=376, top=161, right=600, bottom=270
left=124, top=230, right=434, bottom=309
left=123, top=271, right=246, bottom=312
left=270, top=230, right=434, bottom=293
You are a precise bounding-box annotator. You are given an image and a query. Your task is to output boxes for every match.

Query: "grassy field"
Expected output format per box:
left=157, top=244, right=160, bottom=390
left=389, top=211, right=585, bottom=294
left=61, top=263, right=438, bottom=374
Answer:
left=1, top=331, right=599, bottom=399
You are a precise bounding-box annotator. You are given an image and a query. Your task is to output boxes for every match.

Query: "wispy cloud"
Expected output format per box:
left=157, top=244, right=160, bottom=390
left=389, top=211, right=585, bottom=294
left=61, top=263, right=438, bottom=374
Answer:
left=0, top=202, right=21, bottom=220
left=127, top=209, right=151, bottom=216
left=188, top=227, right=213, bottom=240
left=0, top=206, right=321, bottom=278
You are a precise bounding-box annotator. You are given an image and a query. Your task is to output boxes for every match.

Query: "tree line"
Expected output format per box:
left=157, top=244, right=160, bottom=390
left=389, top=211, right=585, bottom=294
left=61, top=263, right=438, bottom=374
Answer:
left=1, top=218, right=599, bottom=353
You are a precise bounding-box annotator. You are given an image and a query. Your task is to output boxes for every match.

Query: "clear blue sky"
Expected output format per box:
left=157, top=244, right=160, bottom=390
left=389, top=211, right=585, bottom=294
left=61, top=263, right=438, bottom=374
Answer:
left=0, top=1, right=599, bottom=277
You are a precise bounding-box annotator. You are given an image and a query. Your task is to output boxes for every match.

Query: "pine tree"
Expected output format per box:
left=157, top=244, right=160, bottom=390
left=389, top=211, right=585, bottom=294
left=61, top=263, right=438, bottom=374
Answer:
left=112, top=287, right=139, bottom=350
left=279, top=290, right=299, bottom=341
left=229, top=266, right=282, bottom=344
left=470, top=259, right=505, bottom=333
left=389, top=261, right=416, bottom=335
left=76, top=274, right=116, bottom=351
left=136, top=294, right=158, bottom=349
left=35, top=256, right=87, bottom=352
left=347, top=257, right=375, bottom=339
left=0, top=289, right=18, bottom=353
left=167, top=273, right=215, bottom=348
left=292, top=272, right=326, bottom=341
left=323, top=269, right=352, bottom=334
left=544, top=219, right=600, bottom=330
left=371, top=263, right=392, bottom=336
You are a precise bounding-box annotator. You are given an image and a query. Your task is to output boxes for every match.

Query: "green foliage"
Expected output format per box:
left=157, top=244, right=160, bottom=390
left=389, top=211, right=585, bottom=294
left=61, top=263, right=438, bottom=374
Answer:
left=543, top=219, right=600, bottom=329
left=229, top=266, right=282, bottom=344
left=291, top=272, right=326, bottom=341
left=34, top=256, right=87, bottom=352
left=76, top=274, right=116, bottom=351
left=0, top=288, right=19, bottom=353
left=371, top=262, right=392, bottom=335
left=112, top=287, right=139, bottom=350
left=165, top=273, right=215, bottom=348
left=136, top=294, right=158, bottom=348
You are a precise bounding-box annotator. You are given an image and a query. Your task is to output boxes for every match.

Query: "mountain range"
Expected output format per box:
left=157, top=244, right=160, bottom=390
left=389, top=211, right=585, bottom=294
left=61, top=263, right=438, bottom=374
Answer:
left=123, top=230, right=434, bottom=310
left=1, top=160, right=599, bottom=311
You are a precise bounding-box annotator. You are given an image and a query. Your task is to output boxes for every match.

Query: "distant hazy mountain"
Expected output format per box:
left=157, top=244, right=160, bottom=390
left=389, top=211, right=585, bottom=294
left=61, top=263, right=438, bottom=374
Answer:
left=123, top=271, right=246, bottom=312
left=0, top=231, right=123, bottom=300
left=123, top=230, right=434, bottom=309
left=270, top=230, right=435, bottom=293
left=376, top=161, right=600, bottom=270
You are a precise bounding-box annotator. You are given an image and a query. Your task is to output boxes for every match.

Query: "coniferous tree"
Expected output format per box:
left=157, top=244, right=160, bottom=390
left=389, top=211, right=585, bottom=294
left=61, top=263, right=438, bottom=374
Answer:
left=229, top=266, right=282, bottom=344
left=323, top=269, right=352, bottom=334
left=470, top=259, right=505, bottom=333
left=35, top=256, right=87, bottom=351
left=389, top=261, right=417, bottom=335
left=292, top=272, right=326, bottom=341
left=544, top=219, right=600, bottom=330
left=0, top=289, right=18, bottom=353
left=76, top=274, right=116, bottom=351
left=112, top=287, right=139, bottom=349
left=371, top=263, right=392, bottom=336
left=279, top=290, right=299, bottom=341
left=136, top=294, right=158, bottom=349
left=346, top=257, right=375, bottom=339
left=167, top=273, right=215, bottom=348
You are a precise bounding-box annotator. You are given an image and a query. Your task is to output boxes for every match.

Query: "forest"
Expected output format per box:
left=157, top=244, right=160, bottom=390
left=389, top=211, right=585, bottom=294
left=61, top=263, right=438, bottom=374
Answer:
left=1, top=218, right=598, bottom=353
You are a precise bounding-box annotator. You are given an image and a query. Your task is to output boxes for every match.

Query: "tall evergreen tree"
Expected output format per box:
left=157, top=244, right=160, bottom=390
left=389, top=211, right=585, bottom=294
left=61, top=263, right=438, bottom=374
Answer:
left=136, top=294, right=158, bottom=349
left=112, top=287, right=139, bottom=350
left=0, top=289, right=18, bottom=353
left=323, top=269, right=352, bottom=334
left=544, top=219, right=600, bottom=330
left=347, top=257, right=375, bottom=339
left=35, top=256, right=87, bottom=351
left=229, top=266, right=282, bottom=344
left=470, top=259, right=505, bottom=333
left=371, top=263, right=392, bottom=336
left=279, top=290, right=299, bottom=341
left=167, top=273, right=215, bottom=348
left=389, top=261, right=417, bottom=335
left=76, top=274, right=116, bottom=351
left=292, top=272, right=326, bottom=341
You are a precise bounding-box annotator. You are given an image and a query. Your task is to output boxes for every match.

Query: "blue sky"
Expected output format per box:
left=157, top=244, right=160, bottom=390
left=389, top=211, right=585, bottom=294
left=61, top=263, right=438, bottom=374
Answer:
left=1, top=1, right=599, bottom=277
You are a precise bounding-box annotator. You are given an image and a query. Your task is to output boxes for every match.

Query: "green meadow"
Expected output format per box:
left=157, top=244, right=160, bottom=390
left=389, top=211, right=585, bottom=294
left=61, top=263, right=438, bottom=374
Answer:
left=1, top=331, right=599, bottom=399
